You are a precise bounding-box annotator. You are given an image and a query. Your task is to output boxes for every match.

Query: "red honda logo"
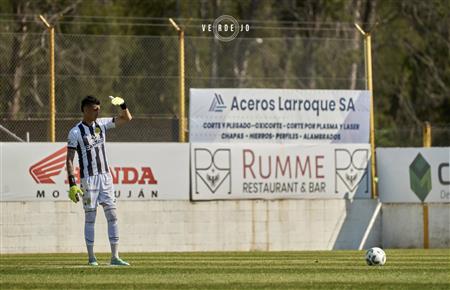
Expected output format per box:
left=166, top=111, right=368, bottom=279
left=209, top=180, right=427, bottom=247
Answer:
left=29, top=147, right=157, bottom=185
left=29, top=147, right=67, bottom=184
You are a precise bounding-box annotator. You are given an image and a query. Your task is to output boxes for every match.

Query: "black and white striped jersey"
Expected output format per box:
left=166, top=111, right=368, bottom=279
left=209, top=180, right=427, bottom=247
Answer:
left=67, top=118, right=115, bottom=179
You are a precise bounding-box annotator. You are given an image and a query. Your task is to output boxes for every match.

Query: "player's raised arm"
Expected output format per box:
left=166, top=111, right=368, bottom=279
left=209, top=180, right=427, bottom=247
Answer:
left=109, top=96, right=132, bottom=126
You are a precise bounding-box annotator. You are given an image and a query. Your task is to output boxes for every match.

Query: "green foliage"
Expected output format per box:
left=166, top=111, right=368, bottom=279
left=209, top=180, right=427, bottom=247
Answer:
left=372, top=0, right=449, bottom=145
left=0, top=0, right=448, bottom=145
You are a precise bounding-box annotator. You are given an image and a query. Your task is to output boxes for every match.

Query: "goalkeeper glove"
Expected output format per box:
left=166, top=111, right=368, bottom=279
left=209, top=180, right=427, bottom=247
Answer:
left=69, top=185, right=83, bottom=203
left=68, top=175, right=83, bottom=203
left=109, top=96, right=127, bottom=110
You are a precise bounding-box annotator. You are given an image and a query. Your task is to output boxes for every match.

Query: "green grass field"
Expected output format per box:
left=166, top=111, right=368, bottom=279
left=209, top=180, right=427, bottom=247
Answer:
left=1, top=249, right=449, bottom=289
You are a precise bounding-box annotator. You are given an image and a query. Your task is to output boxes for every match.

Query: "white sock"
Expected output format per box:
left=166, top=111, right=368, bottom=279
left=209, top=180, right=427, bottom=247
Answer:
left=84, top=210, right=97, bottom=261
left=104, top=207, right=119, bottom=259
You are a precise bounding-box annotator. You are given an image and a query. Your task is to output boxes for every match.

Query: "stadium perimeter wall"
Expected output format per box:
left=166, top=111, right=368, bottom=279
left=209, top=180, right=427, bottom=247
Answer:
left=1, top=199, right=382, bottom=253
left=382, top=203, right=450, bottom=248
left=1, top=200, right=449, bottom=253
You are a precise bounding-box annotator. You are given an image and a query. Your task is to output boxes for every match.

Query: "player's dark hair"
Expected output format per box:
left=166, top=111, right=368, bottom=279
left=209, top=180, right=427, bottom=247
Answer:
left=81, top=96, right=100, bottom=112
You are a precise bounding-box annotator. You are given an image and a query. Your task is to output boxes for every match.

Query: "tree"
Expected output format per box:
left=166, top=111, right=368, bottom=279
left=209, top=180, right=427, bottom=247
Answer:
left=1, top=0, right=81, bottom=119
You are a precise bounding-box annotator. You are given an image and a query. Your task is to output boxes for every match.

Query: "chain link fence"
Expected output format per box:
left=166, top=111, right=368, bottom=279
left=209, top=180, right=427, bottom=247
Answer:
left=1, top=30, right=449, bottom=145
left=1, top=32, right=180, bottom=142
left=376, top=124, right=450, bottom=147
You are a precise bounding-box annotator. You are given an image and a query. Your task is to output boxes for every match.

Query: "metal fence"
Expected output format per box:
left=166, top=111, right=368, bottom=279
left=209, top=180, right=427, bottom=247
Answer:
left=1, top=31, right=448, bottom=145
left=1, top=32, right=181, bottom=142
left=376, top=124, right=450, bottom=147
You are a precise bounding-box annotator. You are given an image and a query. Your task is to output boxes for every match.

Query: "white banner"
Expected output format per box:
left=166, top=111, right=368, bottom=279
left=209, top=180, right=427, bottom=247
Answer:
left=189, top=89, right=370, bottom=143
left=377, top=148, right=450, bottom=203
left=0, top=143, right=190, bottom=201
left=191, top=143, right=371, bottom=200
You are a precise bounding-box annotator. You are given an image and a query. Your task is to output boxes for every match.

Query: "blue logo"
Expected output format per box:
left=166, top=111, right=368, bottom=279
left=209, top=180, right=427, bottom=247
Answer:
left=209, top=93, right=227, bottom=112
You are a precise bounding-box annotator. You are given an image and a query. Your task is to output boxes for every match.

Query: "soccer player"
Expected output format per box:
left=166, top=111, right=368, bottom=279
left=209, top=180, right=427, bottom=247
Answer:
left=66, top=95, right=132, bottom=266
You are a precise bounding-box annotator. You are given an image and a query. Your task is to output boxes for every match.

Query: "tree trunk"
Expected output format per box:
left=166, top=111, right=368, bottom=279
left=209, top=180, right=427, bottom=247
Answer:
left=210, top=0, right=219, bottom=87
left=306, top=2, right=320, bottom=89
left=350, top=0, right=363, bottom=90
left=233, top=0, right=258, bottom=87
left=6, top=1, right=29, bottom=119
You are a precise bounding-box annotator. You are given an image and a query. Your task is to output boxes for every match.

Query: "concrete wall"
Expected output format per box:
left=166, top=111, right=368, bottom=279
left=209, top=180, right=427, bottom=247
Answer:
left=2, top=200, right=448, bottom=254
left=382, top=203, right=450, bottom=248
left=1, top=199, right=381, bottom=254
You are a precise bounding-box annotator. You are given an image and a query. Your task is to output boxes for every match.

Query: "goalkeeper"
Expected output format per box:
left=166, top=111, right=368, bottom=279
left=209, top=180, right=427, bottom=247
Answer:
left=66, top=95, right=132, bottom=266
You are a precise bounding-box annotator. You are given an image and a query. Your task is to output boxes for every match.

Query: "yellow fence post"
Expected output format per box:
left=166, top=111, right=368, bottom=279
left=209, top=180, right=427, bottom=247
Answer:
left=169, top=18, right=186, bottom=143
left=355, top=23, right=377, bottom=199
left=422, top=121, right=431, bottom=249
left=39, top=15, right=55, bottom=143
left=423, top=121, right=432, bottom=147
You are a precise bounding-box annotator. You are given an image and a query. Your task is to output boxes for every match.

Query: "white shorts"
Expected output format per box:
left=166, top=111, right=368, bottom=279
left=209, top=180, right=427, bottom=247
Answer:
left=80, top=173, right=116, bottom=210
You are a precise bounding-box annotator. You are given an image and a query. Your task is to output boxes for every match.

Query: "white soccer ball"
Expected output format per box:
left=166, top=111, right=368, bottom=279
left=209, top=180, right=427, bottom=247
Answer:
left=365, top=247, right=386, bottom=266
